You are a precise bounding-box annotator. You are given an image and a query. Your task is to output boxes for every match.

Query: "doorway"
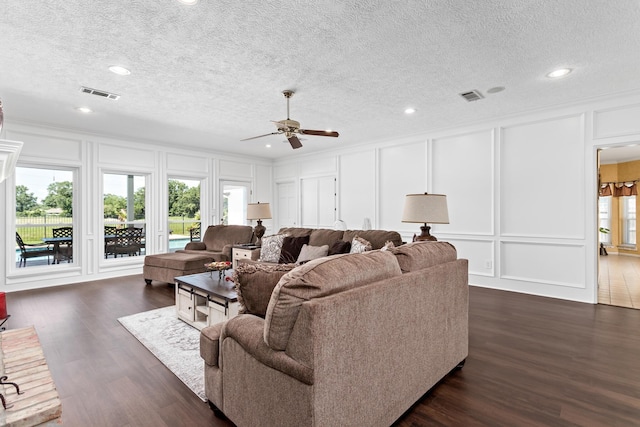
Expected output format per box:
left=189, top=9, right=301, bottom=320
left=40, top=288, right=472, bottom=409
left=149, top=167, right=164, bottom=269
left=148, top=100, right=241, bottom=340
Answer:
left=220, top=181, right=251, bottom=225
left=598, top=146, right=640, bottom=309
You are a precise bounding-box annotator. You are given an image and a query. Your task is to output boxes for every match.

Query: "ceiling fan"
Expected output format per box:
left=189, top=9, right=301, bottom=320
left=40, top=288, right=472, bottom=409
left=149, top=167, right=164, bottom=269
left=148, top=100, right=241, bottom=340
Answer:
left=241, top=90, right=339, bottom=149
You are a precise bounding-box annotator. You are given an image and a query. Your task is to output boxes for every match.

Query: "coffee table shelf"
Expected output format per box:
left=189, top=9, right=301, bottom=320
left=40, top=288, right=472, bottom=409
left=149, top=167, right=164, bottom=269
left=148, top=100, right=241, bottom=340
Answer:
left=175, top=272, right=239, bottom=330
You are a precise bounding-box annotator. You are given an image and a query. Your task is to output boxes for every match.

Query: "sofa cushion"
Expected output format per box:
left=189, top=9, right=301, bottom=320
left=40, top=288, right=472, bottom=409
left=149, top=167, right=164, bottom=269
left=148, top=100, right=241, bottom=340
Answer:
left=308, top=229, right=345, bottom=247
left=279, top=235, right=310, bottom=264
left=202, top=225, right=254, bottom=252
left=328, top=240, right=351, bottom=255
left=259, top=234, right=288, bottom=262
left=342, top=229, right=403, bottom=249
left=264, top=250, right=402, bottom=351
left=390, top=241, right=457, bottom=273
left=278, top=227, right=313, bottom=238
left=349, top=236, right=372, bottom=253
left=233, top=263, right=297, bottom=317
left=296, top=244, right=329, bottom=264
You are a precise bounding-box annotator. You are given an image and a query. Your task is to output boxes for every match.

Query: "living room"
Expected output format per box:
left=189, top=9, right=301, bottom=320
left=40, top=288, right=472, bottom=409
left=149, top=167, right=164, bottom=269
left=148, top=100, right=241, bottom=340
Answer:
left=1, top=1, right=640, bottom=426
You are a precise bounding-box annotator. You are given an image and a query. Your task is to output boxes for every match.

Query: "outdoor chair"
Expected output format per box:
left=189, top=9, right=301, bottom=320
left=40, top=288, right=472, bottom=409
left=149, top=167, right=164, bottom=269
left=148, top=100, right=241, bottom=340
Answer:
left=189, top=223, right=201, bottom=242
left=104, top=225, right=117, bottom=259
left=52, top=227, right=73, bottom=263
left=16, top=232, right=53, bottom=267
left=108, top=227, right=144, bottom=257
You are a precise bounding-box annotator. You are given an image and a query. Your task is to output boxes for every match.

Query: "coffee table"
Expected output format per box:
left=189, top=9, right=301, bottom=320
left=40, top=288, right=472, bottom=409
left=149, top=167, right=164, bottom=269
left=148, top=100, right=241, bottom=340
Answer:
left=174, top=271, right=239, bottom=330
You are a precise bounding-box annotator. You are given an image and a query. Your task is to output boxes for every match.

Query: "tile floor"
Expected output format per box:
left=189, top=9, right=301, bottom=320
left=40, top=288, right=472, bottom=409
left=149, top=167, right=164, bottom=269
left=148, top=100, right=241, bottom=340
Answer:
left=598, top=254, right=640, bottom=309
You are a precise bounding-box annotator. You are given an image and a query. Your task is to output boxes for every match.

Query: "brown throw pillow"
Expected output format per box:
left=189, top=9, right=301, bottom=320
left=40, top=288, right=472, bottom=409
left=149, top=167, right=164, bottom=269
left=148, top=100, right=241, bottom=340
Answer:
left=233, top=263, right=297, bottom=318
left=279, top=235, right=310, bottom=263
left=328, top=240, right=351, bottom=255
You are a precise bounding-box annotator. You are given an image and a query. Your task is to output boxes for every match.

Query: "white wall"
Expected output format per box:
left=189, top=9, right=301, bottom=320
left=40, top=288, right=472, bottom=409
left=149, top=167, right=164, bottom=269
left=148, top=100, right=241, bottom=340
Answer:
left=274, top=91, right=640, bottom=304
left=1, top=122, right=272, bottom=292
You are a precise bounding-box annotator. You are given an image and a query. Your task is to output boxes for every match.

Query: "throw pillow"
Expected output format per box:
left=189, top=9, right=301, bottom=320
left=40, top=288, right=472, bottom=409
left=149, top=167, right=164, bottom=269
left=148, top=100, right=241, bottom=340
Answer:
left=279, top=235, right=310, bottom=264
left=349, top=236, right=372, bottom=254
left=328, top=240, right=351, bottom=255
left=380, top=240, right=396, bottom=251
left=233, top=263, right=297, bottom=317
left=259, top=234, right=288, bottom=263
left=296, top=244, right=329, bottom=264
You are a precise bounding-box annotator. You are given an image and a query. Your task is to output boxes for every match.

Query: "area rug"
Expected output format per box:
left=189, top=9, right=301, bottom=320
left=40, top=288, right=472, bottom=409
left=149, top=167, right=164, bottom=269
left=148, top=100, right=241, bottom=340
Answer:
left=118, top=306, right=205, bottom=401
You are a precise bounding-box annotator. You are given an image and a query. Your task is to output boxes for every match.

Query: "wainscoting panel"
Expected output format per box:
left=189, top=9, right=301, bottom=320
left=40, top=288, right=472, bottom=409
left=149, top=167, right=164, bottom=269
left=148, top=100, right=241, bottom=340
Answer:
left=299, top=156, right=337, bottom=177
left=8, top=130, right=83, bottom=162
left=500, top=115, right=584, bottom=239
left=166, top=153, right=209, bottom=174
left=98, top=144, right=154, bottom=168
left=432, top=130, right=493, bottom=235
left=339, top=150, right=376, bottom=229
left=274, top=163, right=299, bottom=180
left=445, top=238, right=494, bottom=277
left=219, top=159, right=252, bottom=178
left=594, top=103, right=640, bottom=139
left=501, top=241, right=585, bottom=288
left=379, top=141, right=426, bottom=231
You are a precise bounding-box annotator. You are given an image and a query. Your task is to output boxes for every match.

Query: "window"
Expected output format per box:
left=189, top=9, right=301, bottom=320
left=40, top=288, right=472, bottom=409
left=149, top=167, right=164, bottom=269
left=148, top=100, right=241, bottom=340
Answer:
left=598, top=196, right=612, bottom=245
left=168, top=178, right=201, bottom=253
left=622, top=195, right=636, bottom=246
left=15, top=166, right=75, bottom=268
left=103, top=173, right=146, bottom=258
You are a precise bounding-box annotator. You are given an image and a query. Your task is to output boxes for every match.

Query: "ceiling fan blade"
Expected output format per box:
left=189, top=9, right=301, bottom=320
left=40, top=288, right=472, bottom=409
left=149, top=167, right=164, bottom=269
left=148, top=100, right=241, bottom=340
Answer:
left=240, top=131, right=282, bottom=141
left=299, top=129, right=340, bottom=137
left=288, top=135, right=303, bottom=149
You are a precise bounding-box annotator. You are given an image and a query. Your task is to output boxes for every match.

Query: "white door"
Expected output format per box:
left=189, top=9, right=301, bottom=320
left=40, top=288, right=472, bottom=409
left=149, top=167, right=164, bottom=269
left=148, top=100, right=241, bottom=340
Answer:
left=220, top=181, right=251, bottom=225
left=277, top=181, right=297, bottom=229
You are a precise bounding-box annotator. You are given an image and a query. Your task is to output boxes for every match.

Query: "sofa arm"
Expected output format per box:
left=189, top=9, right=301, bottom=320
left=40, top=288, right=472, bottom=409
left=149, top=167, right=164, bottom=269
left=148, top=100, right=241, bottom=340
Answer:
left=200, top=323, right=224, bottom=367
left=222, top=315, right=313, bottom=385
left=221, top=244, right=235, bottom=261
left=184, top=241, right=206, bottom=251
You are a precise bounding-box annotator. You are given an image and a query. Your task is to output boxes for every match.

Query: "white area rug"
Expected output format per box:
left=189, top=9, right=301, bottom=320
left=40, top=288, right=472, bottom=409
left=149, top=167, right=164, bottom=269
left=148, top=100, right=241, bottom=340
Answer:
left=118, top=306, right=205, bottom=401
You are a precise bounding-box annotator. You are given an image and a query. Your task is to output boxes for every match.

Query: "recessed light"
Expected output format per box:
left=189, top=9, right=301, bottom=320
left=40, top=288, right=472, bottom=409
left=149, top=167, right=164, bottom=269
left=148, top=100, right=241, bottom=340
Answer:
left=265, top=144, right=271, bottom=148
left=177, top=0, right=198, bottom=4
left=108, top=65, right=131, bottom=76
left=404, top=108, right=416, bottom=114
left=546, top=68, right=572, bottom=79
left=76, top=107, right=92, bottom=113
left=487, top=86, right=505, bottom=94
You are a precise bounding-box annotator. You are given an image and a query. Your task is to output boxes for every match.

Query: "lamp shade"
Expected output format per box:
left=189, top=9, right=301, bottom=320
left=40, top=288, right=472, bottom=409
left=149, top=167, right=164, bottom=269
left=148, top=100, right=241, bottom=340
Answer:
left=247, top=202, right=272, bottom=220
left=402, top=193, right=449, bottom=224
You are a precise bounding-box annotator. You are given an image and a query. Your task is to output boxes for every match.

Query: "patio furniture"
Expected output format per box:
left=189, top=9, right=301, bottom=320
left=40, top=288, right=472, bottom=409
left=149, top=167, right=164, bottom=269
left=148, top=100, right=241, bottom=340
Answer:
left=51, top=227, right=73, bottom=263
left=189, top=223, right=201, bottom=242
left=15, top=232, right=53, bottom=267
left=104, top=225, right=117, bottom=259
left=107, top=227, right=144, bottom=258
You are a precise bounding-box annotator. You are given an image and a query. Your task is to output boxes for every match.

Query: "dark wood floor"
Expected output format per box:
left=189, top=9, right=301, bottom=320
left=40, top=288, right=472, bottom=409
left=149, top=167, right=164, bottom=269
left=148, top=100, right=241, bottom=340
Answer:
left=5, top=277, right=640, bottom=427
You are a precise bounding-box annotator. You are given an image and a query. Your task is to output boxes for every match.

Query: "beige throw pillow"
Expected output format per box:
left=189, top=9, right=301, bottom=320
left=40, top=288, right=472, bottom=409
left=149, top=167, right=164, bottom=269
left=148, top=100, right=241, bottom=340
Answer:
left=349, top=236, right=372, bottom=253
left=296, top=244, right=329, bottom=264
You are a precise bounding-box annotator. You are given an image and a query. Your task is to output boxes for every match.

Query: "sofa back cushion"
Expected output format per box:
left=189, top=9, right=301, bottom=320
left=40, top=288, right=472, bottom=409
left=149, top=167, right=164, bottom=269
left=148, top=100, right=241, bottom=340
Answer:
left=308, top=229, right=345, bottom=247
left=342, top=229, right=402, bottom=249
left=203, top=225, right=254, bottom=252
left=390, top=241, right=457, bottom=273
left=233, top=263, right=298, bottom=317
left=264, top=250, right=402, bottom=350
left=278, top=227, right=314, bottom=238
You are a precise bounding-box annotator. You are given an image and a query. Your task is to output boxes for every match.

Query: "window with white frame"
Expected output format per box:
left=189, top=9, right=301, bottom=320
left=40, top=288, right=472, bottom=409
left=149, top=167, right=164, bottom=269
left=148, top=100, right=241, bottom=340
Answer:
left=598, top=196, right=612, bottom=245
left=622, top=195, right=636, bottom=246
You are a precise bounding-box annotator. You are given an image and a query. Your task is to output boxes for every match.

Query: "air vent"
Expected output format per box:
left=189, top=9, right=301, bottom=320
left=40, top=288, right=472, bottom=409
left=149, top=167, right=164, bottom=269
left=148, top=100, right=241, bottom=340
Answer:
left=80, top=86, right=120, bottom=100
left=459, top=90, right=484, bottom=102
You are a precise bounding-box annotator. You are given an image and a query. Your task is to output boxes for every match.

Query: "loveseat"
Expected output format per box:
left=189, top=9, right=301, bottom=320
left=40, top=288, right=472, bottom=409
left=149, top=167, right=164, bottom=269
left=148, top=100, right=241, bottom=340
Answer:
left=177, top=224, right=254, bottom=262
left=200, top=241, right=468, bottom=426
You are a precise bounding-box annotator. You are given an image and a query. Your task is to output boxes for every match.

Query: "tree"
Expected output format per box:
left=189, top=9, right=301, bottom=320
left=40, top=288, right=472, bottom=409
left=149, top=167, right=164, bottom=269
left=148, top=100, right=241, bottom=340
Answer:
left=103, top=194, right=127, bottom=218
left=134, top=187, right=145, bottom=220
left=15, top=185, right=38, bottom=214
left=168, top=180, right=188, bottom=216
left=42, top=181, right=73, bottom=216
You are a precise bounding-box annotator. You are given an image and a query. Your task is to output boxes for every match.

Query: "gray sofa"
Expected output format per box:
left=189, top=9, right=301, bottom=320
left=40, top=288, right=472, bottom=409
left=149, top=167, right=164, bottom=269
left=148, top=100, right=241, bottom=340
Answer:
left=200, top=241, right=468, bottom=426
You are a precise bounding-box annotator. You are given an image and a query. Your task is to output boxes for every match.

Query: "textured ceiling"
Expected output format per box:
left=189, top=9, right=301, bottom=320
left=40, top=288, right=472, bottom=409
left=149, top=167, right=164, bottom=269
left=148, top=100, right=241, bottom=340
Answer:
left=1, top=0, right=640, bottom=159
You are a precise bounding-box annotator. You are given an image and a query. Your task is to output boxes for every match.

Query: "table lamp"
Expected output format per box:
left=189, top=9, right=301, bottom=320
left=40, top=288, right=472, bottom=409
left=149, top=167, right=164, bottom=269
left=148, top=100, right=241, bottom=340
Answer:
left=401, top=193, right=449, bottom=241
left=247, top=202, right=272, bottom=246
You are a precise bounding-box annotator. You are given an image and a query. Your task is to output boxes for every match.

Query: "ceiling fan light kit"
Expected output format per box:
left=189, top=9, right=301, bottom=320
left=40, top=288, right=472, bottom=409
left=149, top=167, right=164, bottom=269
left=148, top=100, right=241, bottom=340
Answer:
left=242, top=90, right=339, bottom=149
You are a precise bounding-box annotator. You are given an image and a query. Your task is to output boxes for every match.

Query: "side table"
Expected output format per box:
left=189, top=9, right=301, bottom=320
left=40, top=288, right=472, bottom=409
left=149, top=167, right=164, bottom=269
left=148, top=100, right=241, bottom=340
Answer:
left=231, top=245, right=261, bottom=269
